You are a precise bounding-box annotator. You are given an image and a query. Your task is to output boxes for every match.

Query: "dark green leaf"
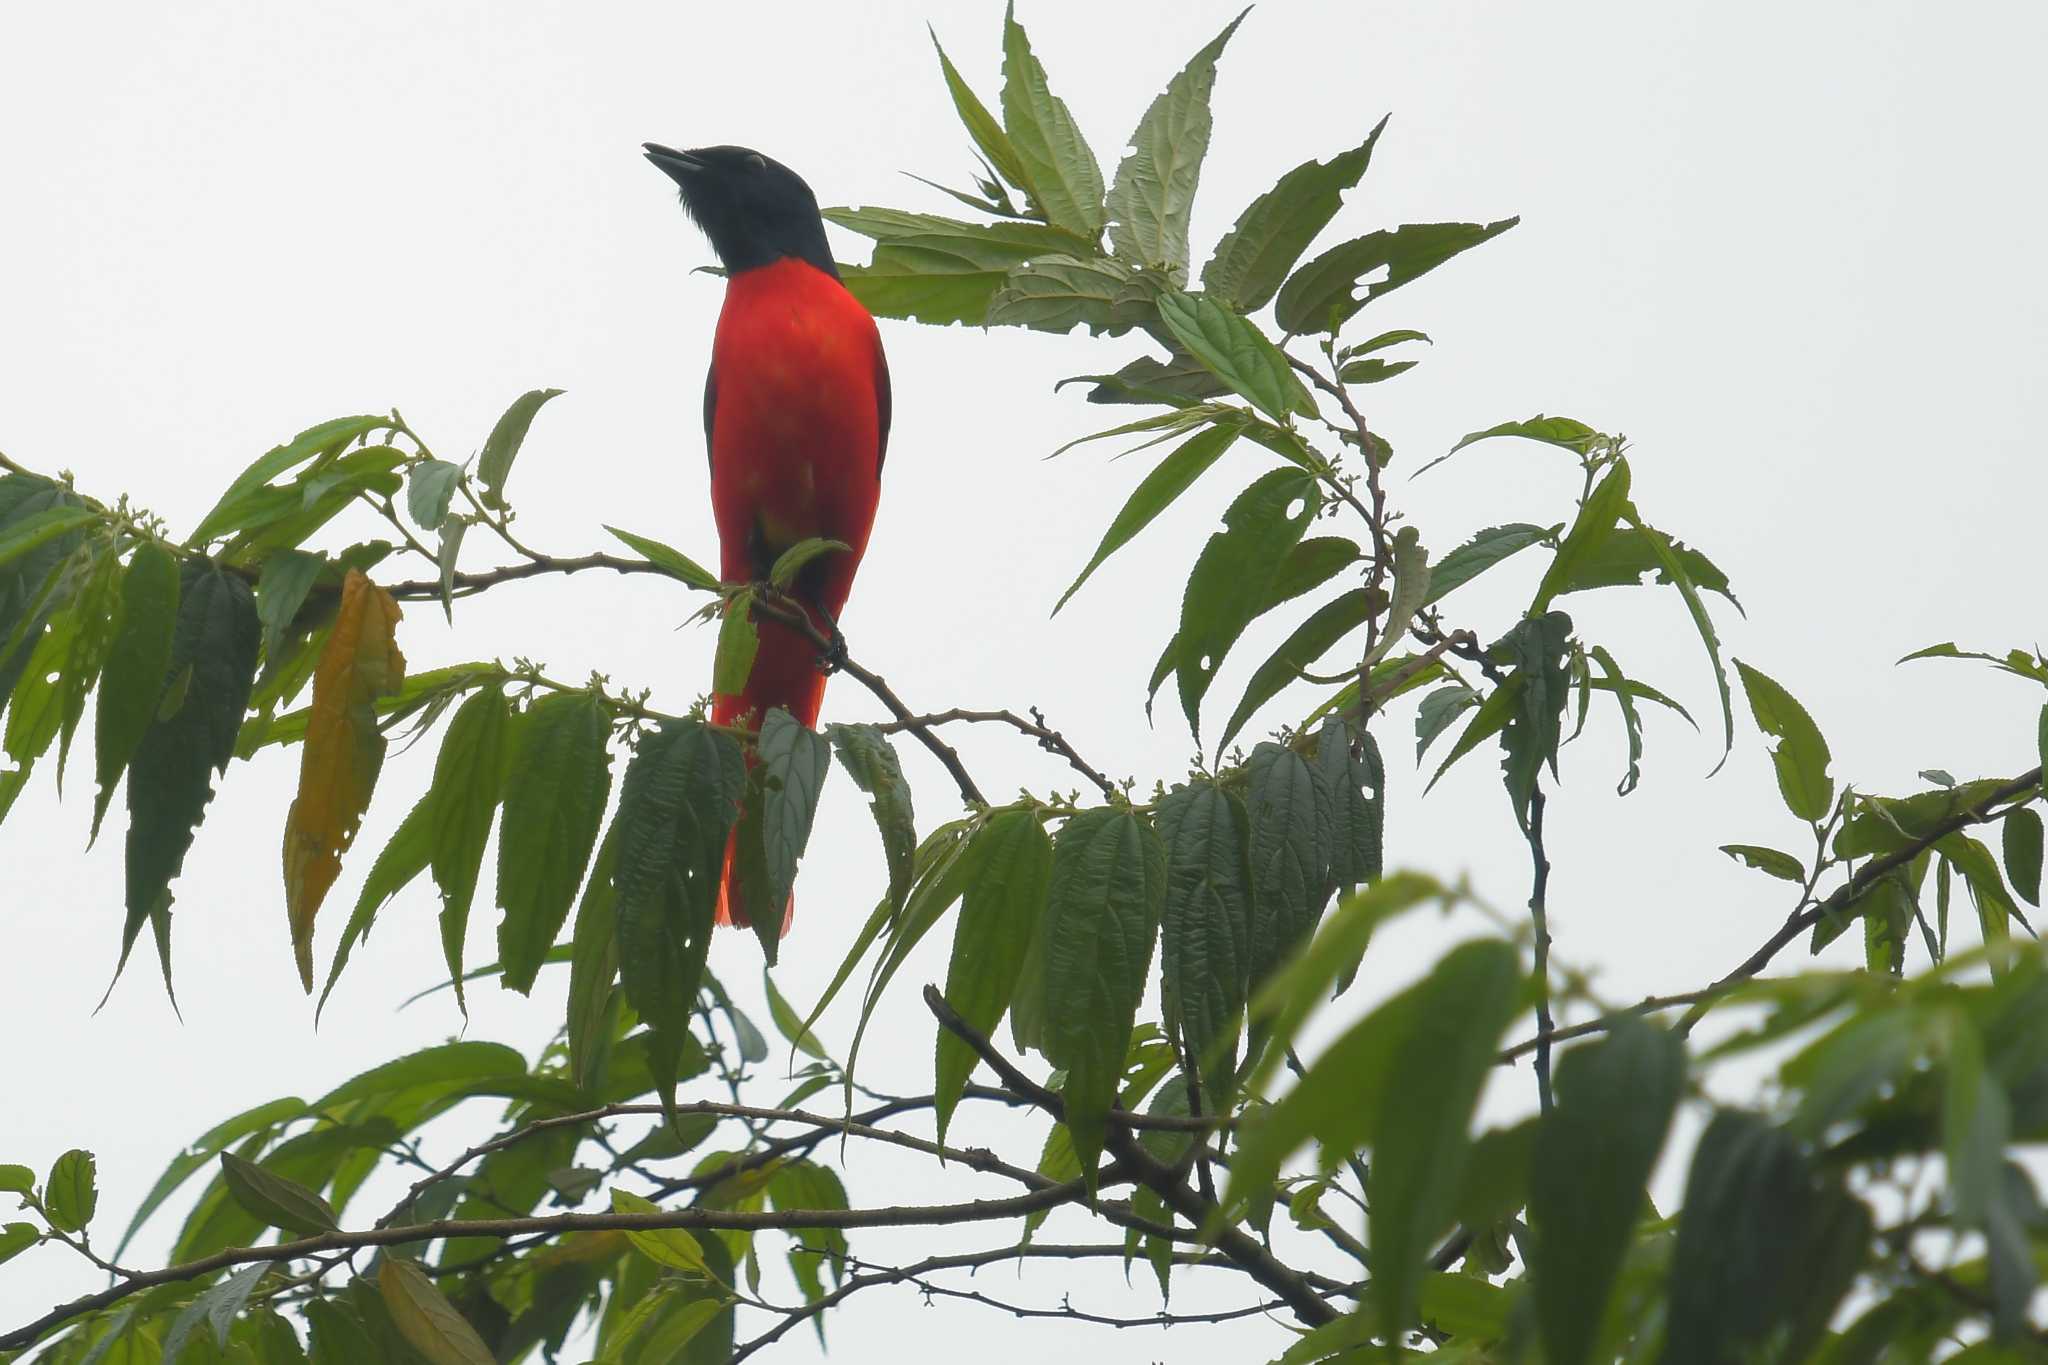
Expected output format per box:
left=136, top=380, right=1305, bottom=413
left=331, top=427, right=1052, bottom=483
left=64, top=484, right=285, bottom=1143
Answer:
left=1415, top=683, right=1480, bottom=762
left=1073, top=350, right=1230, bottom=406
left=92, top=541, right=180, bottom=841
left=985, top=254, right=1153, bottom=335
left=1336, top=357, right=1416, bottom=384
left=1314, top=717, right=1383, bottom=896
left=120, top=561, right=261, bottom=990
left=1203, top=121, right=1385, bottom=312
left=1532, top=461, right=1630, bottom=613
left=1735, top=659, right=1834, bottom=823
left=1274, top=218, right=1518, bottom=334
left=928, top=28, right=1034, bottom=196
left=476, top=388, right=564, bottom=510
left=218, top=1151, right=337, bottom=1235
left=1037, top=807, right=1166, bottom=1186
left=427, top=687, right=511, bottom=1013
left=1365, top=526, right=1429, bottom=667
left=1105, top=11, right=1242, bottom=280
left=1530, top=1019, right=1685, bottom=1365
left=734, top=708, right=831, bottom=964
left=604, top=525, right=719, bottom=591
left=1216, top=589, right=1373, bottom=761
left=1155, top=291, right=1313, bottom=424
left=2003, top=807, right=2043, bottom=907
left=1173, top=469, right=1321, bottom=740
left=936, top=809, right=1054, bottom=1142
left=1630, top=510, right=1735, bottom=764
left=1243, top=742, right=1328, bottom=997
left=496, top=692, right=612, bottom=993
left=1499, top=612, right=1574, bottom=827
left=44, top=1149, right=97, bottom=1232
left=825, top=724, right=915, bottom=917
left=0, top=504, right=96, bottom=568
left=1000, top=5, right=1106, bottom=239
left=435, top=518, right=465, bottom=622
left=254, top=548, right=325, bottom=665
left=1587, top=644, right=1646, bottom=795
left=566, top=829, right=620, bottom=1093
left=1456, top=1120, right=1537, bottom=1230
left=1055, top=420, right=1240, bottom=614
left=1427, top=673, right=1522, bottom=792
left=1557, top=526, right=1741, bottom=612
left=1157, top=780, right=1251, bottom=1097
left=1719, top=843, right=1807, bottom=882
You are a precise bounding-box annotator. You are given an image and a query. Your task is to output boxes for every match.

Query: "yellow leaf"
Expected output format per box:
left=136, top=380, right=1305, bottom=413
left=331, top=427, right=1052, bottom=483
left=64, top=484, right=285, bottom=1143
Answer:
left=283, top=569, right=404, bottom=989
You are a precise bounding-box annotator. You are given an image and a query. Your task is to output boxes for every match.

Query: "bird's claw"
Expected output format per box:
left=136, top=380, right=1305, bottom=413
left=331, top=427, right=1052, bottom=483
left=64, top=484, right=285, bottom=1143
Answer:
left=821, top=624, right=850, bottom=675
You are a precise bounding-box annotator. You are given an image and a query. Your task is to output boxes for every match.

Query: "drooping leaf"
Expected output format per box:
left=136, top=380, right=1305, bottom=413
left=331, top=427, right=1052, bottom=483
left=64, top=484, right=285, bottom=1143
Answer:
left=1416, top=683, right=1480, bottom=762
left=0, top=1221, right=40, bottom=1268
left=379, top=1256, right=496, bottom=1365
left=1203, top=120, right=1385, bottom=312
left=1274, top=218, right=1519, bottom=335
left=283, top=570, right=406, bottom=990
left=1242, top=742, right=1329, bottom=997
left=404, top=459, right=462, bottom=533
left=1734, top=659, right=1834, bottom=823
left=733, top=708, right=832, bottom=964
left=1156, top=291, right=1314, bottom=424
left=1364, top=525, right=1429, bottom=666
left=120, top=560, right=261, bottom=989
left=1629, top=509, right=1735, bottom=764
left=1529, top=1020, right=1685, bottom=1365
left=936, top=808, right=1054, bottom=1141
left=928, top=27, right=1034, bottom=196
left=426, top=687, right=512, bottom=1013
left=218, top=1151, right=338, bottom=1235
left=1074, top=349, right=1231, bottom=406
left=1156, top=780, right=1251, bottom=1098
left=1499, top=612, right=1574, bottom=828
left=566, top=828, right=621, bottom=1093
left=1105, top=10, right=1243, bottom=280
left=1173, top=469, right=1321, bottom=740
left=476, top=388, right=564, bottom=510
left=318, top=792, right=435, bottom=1018
left=1314, top=716, right=1383, bottom=897
left=999, top=4, right=1106, bottom=240
left=1587, top=644, right=1646, bottom=796
left=1055, top=421, right=1240, bottom=614
left=1414, top=414, right=1606, bottom=478
left=826, top=724, right=916, bottom=917
left=1531, top=461, right=1631, bottom=614
left=1557, top=526, right=1741, bottom=611
left=496, top=691, right=613, bottom=993
left=91, top=541, right=180, bottom=840
left=1217, top=589, right=1373, bottom=754
left=1036, top=807, right=1167, bottom=1186
left=2000, top=806, right=2041, bottom=907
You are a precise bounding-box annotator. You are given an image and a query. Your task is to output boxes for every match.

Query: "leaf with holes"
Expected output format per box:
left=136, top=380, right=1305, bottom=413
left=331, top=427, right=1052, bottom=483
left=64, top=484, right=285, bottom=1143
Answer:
left=1203, top=120, right=1385, bottom=311
left=1106, top=10, right=1242, bottom=280
left=1735, top=660, right=1834, bottom=823
left=1275, top=218, right=1518, bottom=335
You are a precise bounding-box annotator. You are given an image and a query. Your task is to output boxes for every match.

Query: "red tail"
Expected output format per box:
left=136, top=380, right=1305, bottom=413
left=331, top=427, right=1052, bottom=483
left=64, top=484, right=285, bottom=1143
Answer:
left=711, top=608, right=826, bottom=933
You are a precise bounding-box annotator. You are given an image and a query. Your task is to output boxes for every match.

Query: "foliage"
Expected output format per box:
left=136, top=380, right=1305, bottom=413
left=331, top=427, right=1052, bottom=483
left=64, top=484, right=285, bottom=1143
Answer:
left=5, top=7, right=2048, bottom=1362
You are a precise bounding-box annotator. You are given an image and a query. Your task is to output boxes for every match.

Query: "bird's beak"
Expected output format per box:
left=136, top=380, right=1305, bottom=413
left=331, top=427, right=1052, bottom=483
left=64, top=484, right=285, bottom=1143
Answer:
left=643, top=143, right=706, bottom=188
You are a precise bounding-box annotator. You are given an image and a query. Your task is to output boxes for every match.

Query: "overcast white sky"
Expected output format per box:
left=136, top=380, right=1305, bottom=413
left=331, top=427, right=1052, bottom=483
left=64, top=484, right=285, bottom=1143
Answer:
left=4, top=0, right=2045, bottom=1356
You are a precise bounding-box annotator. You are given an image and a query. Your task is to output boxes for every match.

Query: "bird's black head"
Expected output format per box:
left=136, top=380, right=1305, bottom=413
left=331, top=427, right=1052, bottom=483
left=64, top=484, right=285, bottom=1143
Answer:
left=643, top=143, right=838, bottom=279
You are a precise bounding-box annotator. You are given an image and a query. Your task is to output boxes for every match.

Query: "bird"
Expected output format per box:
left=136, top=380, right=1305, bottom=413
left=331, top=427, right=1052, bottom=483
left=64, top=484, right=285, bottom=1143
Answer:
left=644, top=142, right=889, bottom=933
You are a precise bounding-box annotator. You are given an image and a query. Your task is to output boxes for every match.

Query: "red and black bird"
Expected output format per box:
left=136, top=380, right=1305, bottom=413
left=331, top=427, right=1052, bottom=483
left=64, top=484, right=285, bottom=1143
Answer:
left=644, top=143, right=889, bottom=932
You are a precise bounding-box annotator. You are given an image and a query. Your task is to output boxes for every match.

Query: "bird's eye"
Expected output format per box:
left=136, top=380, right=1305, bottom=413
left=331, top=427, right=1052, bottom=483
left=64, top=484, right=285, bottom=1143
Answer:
left=746, top=152, right=767, bottom=171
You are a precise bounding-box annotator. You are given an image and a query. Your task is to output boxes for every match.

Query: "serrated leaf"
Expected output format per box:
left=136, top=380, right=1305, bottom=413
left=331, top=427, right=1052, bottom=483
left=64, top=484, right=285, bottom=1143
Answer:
left=1156, top=291, right=1313, bottom=424
left=1055, top=420, right=1240, bottom=613
left=826, top=724, right=915, bottom=917
left=1275, top=218, right=1519, bottom=335
left=1735, top=659, right=1834, bottom=823
left=284, top=570, right=405, bottom=991
left=604, top=524, right=720, bottom=591
left=1203, top=121, right=1385, bottom=311
left=929, top=28, right=1034, bottom=196
left=1532, top=461, right=1630, bottom=614
left=163, top=1262, right=268, bottom=1363
left=1037, top=807, right=1166, bottom=1186
left=566, top=828, right=621, bottom=1092
left=92, top=542, right=180, bottom=841
left=1530, top=1020, right=1685, bottom=1365
left=44, top=1148, right=96, bottom=1232
left=1558, top=525, right=1741, bottom=611
left=496, top=691, right=612, bottom=993
left=1106, top=10, right=1242, bottom=280
left=1586, top=643, right=1646, bottom=795
left=1631, top=511, right=1735, bottom=764
left=733, top=708, right=831, bottom=963
left=476, top=388, right=563, bottom=510
left=218, top=1151, right=336, bottom=1234
left=1217, top=588, right=1373, bottom=754
left=379, top=1256, right=495, bottom=1365
left=1422, top=523, right=1550, bottom=607
left=985, top=253, right=1154, bottom=335
left=1000, top=5, right=1105, bottom=239
left=427, top=687, right=511, bottom=1013
left=1720, top=843, right=1806, bottom=882
left=188, top=416, right=392, bottom=544
left=1242, top=743, right=1328, bottom=999
left=936, top=809, right=1053, bottom=1142
left=1157, top=780, right=1251, bottom=1098
left=1416, top=683, right=1480, bottom=762
left=318, top=792, right=435, bottom=1018
left=713, top=590, right=759, bottom=697
left=1500, top=612, right=1574, bottom=826
left=1173, top=469, right=1322, bottom=741
left=1315, top=716, right=1383, bottom=897
left=405, top=459, right=462, bottom=532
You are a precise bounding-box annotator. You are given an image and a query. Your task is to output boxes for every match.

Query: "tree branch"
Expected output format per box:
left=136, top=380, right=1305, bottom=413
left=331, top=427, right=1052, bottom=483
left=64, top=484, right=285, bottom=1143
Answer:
left=877, top=708, right=1118, bottom=801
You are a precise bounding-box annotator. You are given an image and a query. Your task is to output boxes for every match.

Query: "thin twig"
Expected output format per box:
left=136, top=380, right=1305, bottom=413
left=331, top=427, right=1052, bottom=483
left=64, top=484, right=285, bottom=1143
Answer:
left=876, top=707, right=1118, bottom=801
left=1527, top=785, right=1555, bottom=1113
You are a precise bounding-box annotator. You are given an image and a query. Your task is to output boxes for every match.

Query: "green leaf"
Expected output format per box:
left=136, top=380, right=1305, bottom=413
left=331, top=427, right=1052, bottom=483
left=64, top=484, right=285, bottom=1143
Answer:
left=1944, top=1012, right=2008, bottom=1232
left=1415, top=683, right=1480, bottom=762
left=318, top=792, right=435, bottom=1018
left=1720, top=843, right=1807, bottom=882
left=768, top=538, right=850, bottom=591
left=1275, top=218, right=1519, bottom=335
left=1242, top=743, right=1328, bottom=997
left=218, top=1151, right=337, bottom=1234
left=566, top=828, right=621, bottom=1092
left=496, top=691, right=612, bottom=994
left=928, top=28, right=1034, bottom=196
left=109, top=1095, right=309, bottom=1263
left=763, top=968, right=828, bottom=1062
left=1173, top=469, right=1322, bottom=740
left=1037, top=807, right=1166, bottom=1186
left=188, top=415, right=392, bottom=544
left=985, top=254, right=1153, bottom=335
left=936, top=808, right=1054, bottom=1142
left=0, top=1221, right=36, bottom=1267
left=379, top=1256, right=496, bottom=1365
left=476, top=388, right=564, bottom=510
left=435, top=517, right=466, bottom=622
left=1420, top=524, right=1550, bottom=607
left=0, top=1164, right=31, bottom=1193
left=254, top=548, right=325, bottom=666
left=1336, top=357, right=1416, bottom=384
left=1157, top=780, right=1251, bottom=1098
left=999, top=4, right=1105, bottom=239
left=1314, top=717, right=1383, bottom=896
left=405, top=460, right=462, bottom=532
left=1631, top=510, right=1735, bottom=765
left=1203, top=121, right=1385, bottom=312
left=1105, top=10, right=1243, bottom=280
left=120, top=561, right=261, bottom=989
left=1529, top=1019, right=1685, bottom=1365
left=834, top=215, right=1081, bottom=327
left=44, top=1149, right=97, bottom=1232
left=611, top=720, right=745, bottom=1113
left=713, top=591, right=759, bottom=697
left=0, top=504, right=97, bottom=568
left=1156, top=291, right=1313, bottom=424
left=733, top=708, right=831, bottom=964
left=2002, top=807, right=2043, bottom=907
left=1556, top=526, right=1741, bottom=611
left=163, top=1262, right=269, bottom=1362
left=611, top=1188, right=711, bottom=1274
left=1417, top=413, right=1606, bottom=478
left=825, top=724, right=916, bottom=917
left=1735, top=659, right=1834, bottom=823
left=1072, top=350, right=1231, bottom=406
left=1055, top=420, right=1240, bottom=614
left=5, top=542, right=122, bottom=780
left=427, top=687, right=511, bottom=1012
left=1587, top=644, right=1646, bottom=796
left=604, top=524, right=719, bottom=591
left=1365, top=525, right=1429, bottom=667
left=91, top=541, right=180, bottom=841
left=1217, top=589, right=1373, bottom=763
left=1532, top=461, right=1630, bottom=614
left=219, top=446, right=407, bottom=561
left=1499, top=612, right=1574, bottom=827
